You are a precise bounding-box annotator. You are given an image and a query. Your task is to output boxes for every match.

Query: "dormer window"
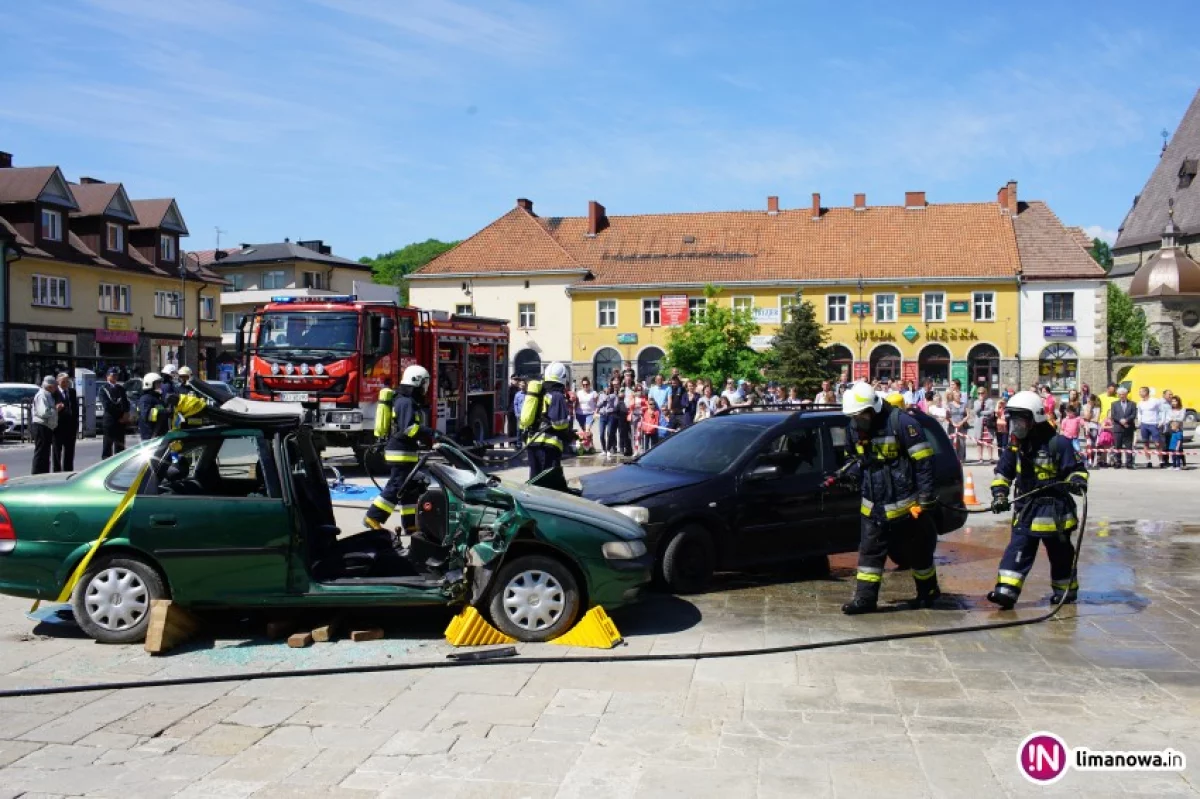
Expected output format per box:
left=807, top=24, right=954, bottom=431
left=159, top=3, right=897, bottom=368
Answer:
left=41, top=209, right=62, bottom=242
left=1179, top=159, right=1198, bottom=189
left=106, top=223, right=124, bottom=252
left=160, top=234, right=176, bottom=263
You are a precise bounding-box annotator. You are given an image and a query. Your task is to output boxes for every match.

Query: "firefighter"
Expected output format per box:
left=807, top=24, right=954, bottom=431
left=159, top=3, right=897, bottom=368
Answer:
left=364, top=365, right=434, bottom=534
left=524, top=361, right=572, bottom=487
left=987, top=390, right=1088, bottom=609
left=160, top=364, right=178, bottom=402
left=839, top=381, right=940, bottom=615
left=136, top=372, right=168, bottom=441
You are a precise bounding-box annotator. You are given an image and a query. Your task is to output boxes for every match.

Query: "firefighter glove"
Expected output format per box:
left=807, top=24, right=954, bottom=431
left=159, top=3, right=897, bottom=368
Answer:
left=990, top=494, right=1011, bottom=514
left=1065, top=480, right=1087, bottom=496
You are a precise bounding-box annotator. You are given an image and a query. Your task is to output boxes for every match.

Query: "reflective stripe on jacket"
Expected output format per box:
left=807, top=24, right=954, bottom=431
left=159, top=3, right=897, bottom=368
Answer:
left=991, top=427, right=1087, bottom=536
left=848, top=408, right=935, bottom=521
left=529, top=387, right=571, bottom=450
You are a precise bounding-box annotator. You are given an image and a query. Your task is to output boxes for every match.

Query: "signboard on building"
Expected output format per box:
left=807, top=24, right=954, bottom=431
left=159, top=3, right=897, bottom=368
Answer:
left=852, top=302, right=871, bottom=317
left=902, top=325, right=919, bottom=342
left=900, top=297, right=921, bottom=315
left=902, top=361, right=919, bottom=384
left=752, top=307, right=781, bottom=325
left=95, top=329, right=138, bottom=345
left=105, top=316, right=131, bottom=331
left=661, top=295, right=689, bottom=327
left=949, top=300, right=970, bottom=314
left=853, top=362, right=869, bottom=381
left=616, top=333, right=638, bottom=345
left=1043, top=325, right=1076, bottom=339
left=749, top=335, right=775, bottom=351
left=950, top=360, right=969, bottom=387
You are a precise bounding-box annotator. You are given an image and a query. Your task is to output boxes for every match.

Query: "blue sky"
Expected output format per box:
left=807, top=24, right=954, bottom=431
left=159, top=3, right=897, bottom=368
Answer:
left=3, top=1, right=1198, bottom=259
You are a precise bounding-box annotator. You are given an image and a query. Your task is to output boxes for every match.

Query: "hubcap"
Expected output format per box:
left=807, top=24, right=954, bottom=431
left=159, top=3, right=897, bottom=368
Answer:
left=502, top=570, right=565, bottom=631
left=83, top=568, right=149, bottom=632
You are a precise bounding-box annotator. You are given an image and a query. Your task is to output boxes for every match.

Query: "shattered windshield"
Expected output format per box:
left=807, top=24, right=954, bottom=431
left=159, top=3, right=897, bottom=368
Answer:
left=257, top=312, right=359, bottom=353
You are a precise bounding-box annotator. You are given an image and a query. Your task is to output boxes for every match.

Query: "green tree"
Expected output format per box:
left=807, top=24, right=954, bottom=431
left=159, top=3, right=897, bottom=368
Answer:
left=766, top=291, right=834, bottom=394
left=1089, top=237, right=1113, bottom=273
left=359, top=239, right=458, bottom=304
left=663, top=285, right=765, bottom=385
left=1106, top=281, right=1148, bottom=356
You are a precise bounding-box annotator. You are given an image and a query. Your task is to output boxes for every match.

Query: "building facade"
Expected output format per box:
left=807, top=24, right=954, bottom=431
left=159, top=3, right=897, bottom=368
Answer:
left=0, top=153, right=221, bottom=383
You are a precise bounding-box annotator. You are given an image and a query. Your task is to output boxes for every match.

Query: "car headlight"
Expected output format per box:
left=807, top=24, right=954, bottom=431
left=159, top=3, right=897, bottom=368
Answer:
left=612, top=505, right=650, bottom=524
left=602, top=540, right=648, bottom=560
left=567, top=477, right=583, bottom=492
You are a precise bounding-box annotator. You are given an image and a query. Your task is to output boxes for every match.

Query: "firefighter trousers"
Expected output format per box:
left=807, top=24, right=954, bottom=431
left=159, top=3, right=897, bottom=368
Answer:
left=365, top=462, right=421, bottom=533
left=852, top=514, right=938, bottom=602
left=528, top=445, right=566, bottom=490
left=994, top=531, right=1076, bottom=600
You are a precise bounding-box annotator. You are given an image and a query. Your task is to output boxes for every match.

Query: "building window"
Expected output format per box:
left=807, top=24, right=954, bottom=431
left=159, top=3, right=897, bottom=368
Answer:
left=155, top=290, right=182, bottom=318
left=642, top=298, right=661, bottom=327
left=301, top=271, right=325, bottom=290
left=32, top=274, right=69, bottom=308
left=106, top=223, right=124, bottom=252
left=160, top=234, right=176, bottom=263
left=924, top=292, right=945, bottom=323
left=598, top=299, right=617, bottom=328
left=875, top=294, right=896, bottom=323
left=199, top=296, right=215, bottom=321
left=455, top=304, right=474, bottom=316
left=41, top=209, right=62, bottom=242
left=1042, top=292, right=1074, bottom=322
left=780, top=294, right=799, bottom=322
left=222, top=311, right=239, bottom=333
left=1039, top=343, right=1078, bottom=392
left=98, top=283, right=131, bottom=313
left=688, top=297, right=707, bottom=319
left=827, top=294, right=848, bottom=323
left=225, top=273, right=245, bottom=292
left=973, top=291, right=995, bottom=322
left=261, top=270, right=287, bottom=290
left=732, top=296, right=753, bottom=314
left=518, top=302, right=536, bottom=329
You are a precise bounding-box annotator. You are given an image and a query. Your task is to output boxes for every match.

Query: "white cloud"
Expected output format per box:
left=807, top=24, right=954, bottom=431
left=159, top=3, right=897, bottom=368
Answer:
left=1083, top=225, right=1118, bottom=245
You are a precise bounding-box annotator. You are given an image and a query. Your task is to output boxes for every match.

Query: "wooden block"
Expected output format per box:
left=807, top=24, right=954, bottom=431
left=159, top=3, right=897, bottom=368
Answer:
left=266, top=619, right=297, bottom=640
left=350, top=628, right=384, bottom=642
left=311, top=620, right=339, bottom=643
left=287, top=631, right=314, bottom=648
left=144, top=600, right=201, bottom=656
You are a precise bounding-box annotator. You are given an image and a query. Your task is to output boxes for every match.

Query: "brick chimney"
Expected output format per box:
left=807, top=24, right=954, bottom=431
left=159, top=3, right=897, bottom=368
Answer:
left=1005, top=180, right=1017, bottom=215
left=811, top=192, right=821, bottom=219
left=80, top=177, right=104, bottom=185
left=516, top=198, right=533, bottom=213
left=767, top=195, right=779, bottom=215
left=587, top=200, right=608, bottom=236
left=996, top=185, right=1009, bottom=211
left=905, top=191, right=926, bottom=209
left=0, top=152, right=11, bottom=169
left=854, top=193, right=866, bottom=210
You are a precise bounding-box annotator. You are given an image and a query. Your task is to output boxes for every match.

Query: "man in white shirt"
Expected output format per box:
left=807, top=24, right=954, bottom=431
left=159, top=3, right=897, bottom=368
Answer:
left=814, top=380, right=836, bottom=405
left=31, top=376, right=59, bottom=475
left=721, top=379, right=742, bottom=405
left=1136, top=387, right=1167, bottom=468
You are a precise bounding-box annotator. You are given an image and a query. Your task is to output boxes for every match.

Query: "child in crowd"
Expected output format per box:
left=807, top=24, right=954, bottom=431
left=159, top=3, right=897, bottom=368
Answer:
left=1059, top=404, right=1083, bottom=455
left=640, top=398, right=661, bottom=451
left=1094, top=417, right=1115, bottom=468
left=627, top=386, right=647, bottom=455
left=1169, top=421, right=1185, bottom=470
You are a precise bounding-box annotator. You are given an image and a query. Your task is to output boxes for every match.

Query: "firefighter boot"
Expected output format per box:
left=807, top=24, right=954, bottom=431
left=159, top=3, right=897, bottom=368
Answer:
left=986, top=584, right=1019, bottom=610
left=842, top=575, right=881, bottom=615
left=911, top=568, right=941, bottom=609
left=841, top=596, right=878, bottom=615
left=1050, top=578, right=1079, bottom=605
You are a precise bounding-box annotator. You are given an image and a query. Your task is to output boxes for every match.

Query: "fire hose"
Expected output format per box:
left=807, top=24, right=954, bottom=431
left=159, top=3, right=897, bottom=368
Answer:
left=0, top=480, right=1088, bottom=699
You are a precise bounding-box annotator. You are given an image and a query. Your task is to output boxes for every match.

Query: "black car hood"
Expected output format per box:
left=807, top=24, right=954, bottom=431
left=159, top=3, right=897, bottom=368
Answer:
left=580, top=464, right=709, bottom=506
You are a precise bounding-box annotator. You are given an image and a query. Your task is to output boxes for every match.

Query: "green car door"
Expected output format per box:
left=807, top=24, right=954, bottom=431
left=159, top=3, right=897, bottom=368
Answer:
left=124, top=429, right=293, bottom=605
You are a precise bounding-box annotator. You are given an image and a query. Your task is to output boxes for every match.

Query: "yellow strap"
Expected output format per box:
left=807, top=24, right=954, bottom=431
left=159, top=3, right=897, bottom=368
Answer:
left=55, top=461, right=150, bottom=603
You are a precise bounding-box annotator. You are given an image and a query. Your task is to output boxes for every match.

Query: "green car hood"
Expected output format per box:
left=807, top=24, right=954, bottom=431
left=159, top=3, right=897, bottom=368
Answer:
left=502, top=480, right=645, bottom=541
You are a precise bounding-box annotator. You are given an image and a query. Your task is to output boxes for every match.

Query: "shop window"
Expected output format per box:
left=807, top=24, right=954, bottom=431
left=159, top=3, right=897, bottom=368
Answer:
left=1042, top=292, right=1074, bottom=322
left=924, top=292, right=945, bottom=323
left=875, top=294, right=896, bottom=323
left=827, top=295, right=848, bottom=324
left=973, top=292, right=995, bottom=322
left=598, top=299, right=617, bottom=328
left=1039, top=344, right=1078, bottom=391
left=642, top=298, right=661, bottom=327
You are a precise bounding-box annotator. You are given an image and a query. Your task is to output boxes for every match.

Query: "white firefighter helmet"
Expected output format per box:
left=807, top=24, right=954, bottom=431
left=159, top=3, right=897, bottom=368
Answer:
left=142, top=371, right=163, bottom=391
left=543, top=361, right=569, bottom=384
left=400, top=364, right=430, bottom=390
left=177, top=366, right=193, bottom=378
left=161, top=364, right=177, bottom=376
left=841, top=381, right=883, bottom=416
left=1005, top=390, right=1046, bottom=424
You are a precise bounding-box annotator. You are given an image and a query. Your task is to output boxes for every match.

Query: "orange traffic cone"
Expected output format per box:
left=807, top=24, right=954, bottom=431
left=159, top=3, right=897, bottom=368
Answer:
left=0, top=464, right=8, bottom=485
left=963, top=472, right=978, bottom=506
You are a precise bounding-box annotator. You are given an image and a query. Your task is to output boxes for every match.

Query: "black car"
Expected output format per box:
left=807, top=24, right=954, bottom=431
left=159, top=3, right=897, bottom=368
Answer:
left=579, top=407, right=967, bottom=592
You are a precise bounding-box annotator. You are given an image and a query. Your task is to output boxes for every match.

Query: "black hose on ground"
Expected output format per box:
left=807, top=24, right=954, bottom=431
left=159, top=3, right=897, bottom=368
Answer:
left=0, top=488, right=1088, bottom=700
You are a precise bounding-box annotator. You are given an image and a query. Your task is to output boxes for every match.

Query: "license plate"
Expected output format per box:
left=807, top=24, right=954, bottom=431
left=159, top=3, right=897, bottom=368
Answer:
left=280, top=392, right=310, bottom=403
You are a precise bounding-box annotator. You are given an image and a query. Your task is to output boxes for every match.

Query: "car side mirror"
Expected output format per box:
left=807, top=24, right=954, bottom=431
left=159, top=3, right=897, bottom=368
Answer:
left=235, top=316, right=248, bottom=356
left=746, top=462, right=781, bottom=481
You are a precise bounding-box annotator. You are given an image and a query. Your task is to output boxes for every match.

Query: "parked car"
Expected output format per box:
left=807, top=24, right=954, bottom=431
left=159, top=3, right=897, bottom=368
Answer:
left=579, top=406, right=967, bottom=592
left=0, top=383, right=39, bottom=436
left=0, top=404, right=651, bottom=643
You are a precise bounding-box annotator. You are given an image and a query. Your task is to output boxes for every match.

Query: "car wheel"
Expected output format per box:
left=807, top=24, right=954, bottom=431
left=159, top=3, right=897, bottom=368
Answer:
left=71, top=556, right=165, bottom=644
left=1187, top=411, right=1198, bottom=424
left=488, top=555, right=581, bottom=642
left=661, top=524, right=715, bottom=594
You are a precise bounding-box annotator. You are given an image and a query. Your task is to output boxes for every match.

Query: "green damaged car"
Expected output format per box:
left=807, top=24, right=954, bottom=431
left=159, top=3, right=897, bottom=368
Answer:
left=0, top=405, right=651, bottom=644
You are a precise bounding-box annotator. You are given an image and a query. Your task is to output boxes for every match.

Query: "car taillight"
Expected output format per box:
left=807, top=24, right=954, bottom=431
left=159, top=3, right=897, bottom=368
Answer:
left=0, top=503, right=14, bottom=541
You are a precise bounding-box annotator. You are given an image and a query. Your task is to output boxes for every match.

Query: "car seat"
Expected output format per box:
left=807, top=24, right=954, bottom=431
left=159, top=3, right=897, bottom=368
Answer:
left=406, top=486, right=449, bottom=573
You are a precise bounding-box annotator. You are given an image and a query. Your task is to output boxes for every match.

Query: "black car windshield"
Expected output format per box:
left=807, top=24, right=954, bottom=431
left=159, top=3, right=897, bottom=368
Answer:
left=257, top=312, right=359, bottom=353
left=636, top=421, right=766, bottom=474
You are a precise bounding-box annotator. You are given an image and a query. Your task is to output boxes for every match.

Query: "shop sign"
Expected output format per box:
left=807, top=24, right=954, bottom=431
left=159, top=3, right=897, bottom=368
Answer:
left=105, top=316, right=130, bottom=331
left=902, top=361, right=919, bottom=383
left=749, top=335, right=775, bottom=351
left=661, top=295, right=689, bottom=327
left=902, top=325, right=919, bottom=343
left=949, top=300, right=970, bottom=314
left=95, top=328, right=138, bottom=344
left=616, top=333, right=638, bottom=345
left=1043, top=325, right=1076, bottom=339
left=752, top=307, right=781, bottom=325
left=900, top=297, right=921, bottom=315
left=855, top=329, right=896, bottom=342
left=950, top=360, right=969, bottom=387
left=925, top=327, right=978, bottom=342
left=853, top=362, right=869, bottom=380
left=852, top=302, right=871, bottom=317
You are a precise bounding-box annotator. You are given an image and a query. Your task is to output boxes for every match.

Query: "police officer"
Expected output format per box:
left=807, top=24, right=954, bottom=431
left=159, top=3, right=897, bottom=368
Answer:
left=987, top=390, right=1088, bottom=609
left=364, top=365, right=434, bottom=534
left=839, top=382, right=940, bottom=614
left=137, top=372, right=167, bottom=441
left=98, top=367, right=130, bottom=459
left=526, top=362, right=572, bottom=486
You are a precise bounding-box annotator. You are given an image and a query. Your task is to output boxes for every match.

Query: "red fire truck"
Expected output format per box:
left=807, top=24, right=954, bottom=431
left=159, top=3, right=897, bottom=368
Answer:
left=236, top=296, right=510, bottom=455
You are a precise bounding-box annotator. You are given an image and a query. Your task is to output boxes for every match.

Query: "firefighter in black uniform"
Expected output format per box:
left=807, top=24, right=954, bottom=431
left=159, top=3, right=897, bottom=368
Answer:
left=523, top=361, right=572, bottom=488
left=987, top=390, right=1088, bottom=609
left=137, top=372, right=168, bottom=441
left=839, top=382, right=940, bottom=615
left=98, top=367, right=130, bottom=459
left=364, top=365, right=434, bottom=534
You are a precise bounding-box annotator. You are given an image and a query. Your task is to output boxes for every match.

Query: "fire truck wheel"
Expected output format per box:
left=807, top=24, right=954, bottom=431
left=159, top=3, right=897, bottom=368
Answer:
left=467, top=404, right=490, bottom=444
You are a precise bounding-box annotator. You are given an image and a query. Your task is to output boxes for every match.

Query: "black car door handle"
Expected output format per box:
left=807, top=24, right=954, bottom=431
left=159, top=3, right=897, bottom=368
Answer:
left=149, top=515, right=178, bottom=528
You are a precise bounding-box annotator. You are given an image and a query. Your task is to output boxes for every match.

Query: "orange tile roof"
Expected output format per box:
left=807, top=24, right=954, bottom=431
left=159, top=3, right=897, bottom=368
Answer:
left=1013, top=202, right=1106, bottom=280
left=415, top=207, right=583, bottom=276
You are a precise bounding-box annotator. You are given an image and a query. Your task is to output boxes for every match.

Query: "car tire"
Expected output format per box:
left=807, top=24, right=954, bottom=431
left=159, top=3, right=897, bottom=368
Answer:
left=71, top=556, right=165, bottom=644
left=487, top=554, right=581, bottom=642
left=661, top=524, right=715, bottom=594
left=467, top=404, right=490, bottom=445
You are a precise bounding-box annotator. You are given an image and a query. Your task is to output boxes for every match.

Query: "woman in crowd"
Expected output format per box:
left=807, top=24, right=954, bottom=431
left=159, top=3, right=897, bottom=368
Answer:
left=627, top=386, right=648, bottom=455
left=972, top=390, right=996, bottom=463
left=1058, top=389, right=1081, bottom=422
left=946, top=391, right=970, bottom=463
left=994, top=397, right=1009, bottom=451
left=681, top=379, right=700, bottom=428
left=596, top=381, right=614, bottom=456
left=575, top=377, right=597, bottom=434
left=1082, top=395, right=1102, bottom=466
left=640, top=398, right=661, bottom=451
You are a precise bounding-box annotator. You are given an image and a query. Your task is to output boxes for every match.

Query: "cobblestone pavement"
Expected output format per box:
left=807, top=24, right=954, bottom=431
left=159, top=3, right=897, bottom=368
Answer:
left=2, top=470, right=1199, bottom=796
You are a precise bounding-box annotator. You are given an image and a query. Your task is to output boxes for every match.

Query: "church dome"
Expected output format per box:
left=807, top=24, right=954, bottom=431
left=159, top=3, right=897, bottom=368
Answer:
left=1129, top=211, right=1200, bottom=299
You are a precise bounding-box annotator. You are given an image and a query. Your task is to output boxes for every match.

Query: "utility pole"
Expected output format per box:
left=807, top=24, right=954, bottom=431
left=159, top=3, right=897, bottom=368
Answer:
left=857, top=274, right=865, bottom=377
left=179, top=250, right=187, bottom=367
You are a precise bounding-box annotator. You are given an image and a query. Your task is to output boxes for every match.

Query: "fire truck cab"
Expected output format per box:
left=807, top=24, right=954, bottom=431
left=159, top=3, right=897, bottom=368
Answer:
left=237, top=296, right=509, bottom=454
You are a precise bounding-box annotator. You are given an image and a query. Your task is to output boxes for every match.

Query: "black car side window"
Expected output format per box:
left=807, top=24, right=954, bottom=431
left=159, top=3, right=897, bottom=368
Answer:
left=829, top=422, right=854, bottom=467
left=763, top=427, right=822, bottom=475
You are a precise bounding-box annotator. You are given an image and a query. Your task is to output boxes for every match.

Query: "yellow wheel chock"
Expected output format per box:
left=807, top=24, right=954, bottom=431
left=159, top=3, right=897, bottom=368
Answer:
left=549, top=607, right=623, bottom=649
left=444, top=606, right=516, bottom=646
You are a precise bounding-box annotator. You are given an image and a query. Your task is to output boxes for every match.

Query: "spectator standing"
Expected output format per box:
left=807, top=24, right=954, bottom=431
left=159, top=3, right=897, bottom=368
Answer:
left=1080, top=384, right=1092, bottom=407
left=512, top=380, right=527, bottom=441
left=98, top=366, right=130, bottom=459
left=946, top=393, right=969, bottom=462
left=1082, top=395, right=1102, bottom=465
left=1164, top=395, right=1187, bottom=468
left=31, top=376, right=58, bottom=475
left=1059, top=404, right=1084, bottom=456
left=681, top=380, right=700, bottom=427
left=640, top=399, right=661, bottom=451
left=647, top=374, right=670, bottom=416
left=1168, top=421, right=1185, bottom=469
left=994, top=398, right=1009, bottom=451
left=52, top=373, right=78, bottom=472
left=1059, top=389, right=1081, bottom=421
left=928, top=393, right=947, bottom=425
left=697, top=384, right=716, bottom=418
left=1095, top=417, right=1115, bottom=465
left=814, top=380, right=836, bottom=405
left=596, top=383, right=613, bottom=456
left=1098, top=383, right=1119, bottom=421
left=1041, top=386, right=1059, bottom=425
left=506, top=374, right=522, bottom=437
left=627, top=386, right=647, bottom=455
left=665, top=375, right=686, bottom=434
left=1108, top=386, right=1137, bottom=468
left=615, top=378, right=633, bottom=456
left=974, top=391, right=997, bottom=462
left=1136, top=387, right=1166, bottom=468
left=575, top=378, right=597, bottom=433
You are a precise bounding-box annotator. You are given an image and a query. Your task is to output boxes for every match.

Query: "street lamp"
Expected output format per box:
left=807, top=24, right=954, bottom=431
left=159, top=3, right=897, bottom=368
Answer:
left=856, top=275, right=865, bottom=376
